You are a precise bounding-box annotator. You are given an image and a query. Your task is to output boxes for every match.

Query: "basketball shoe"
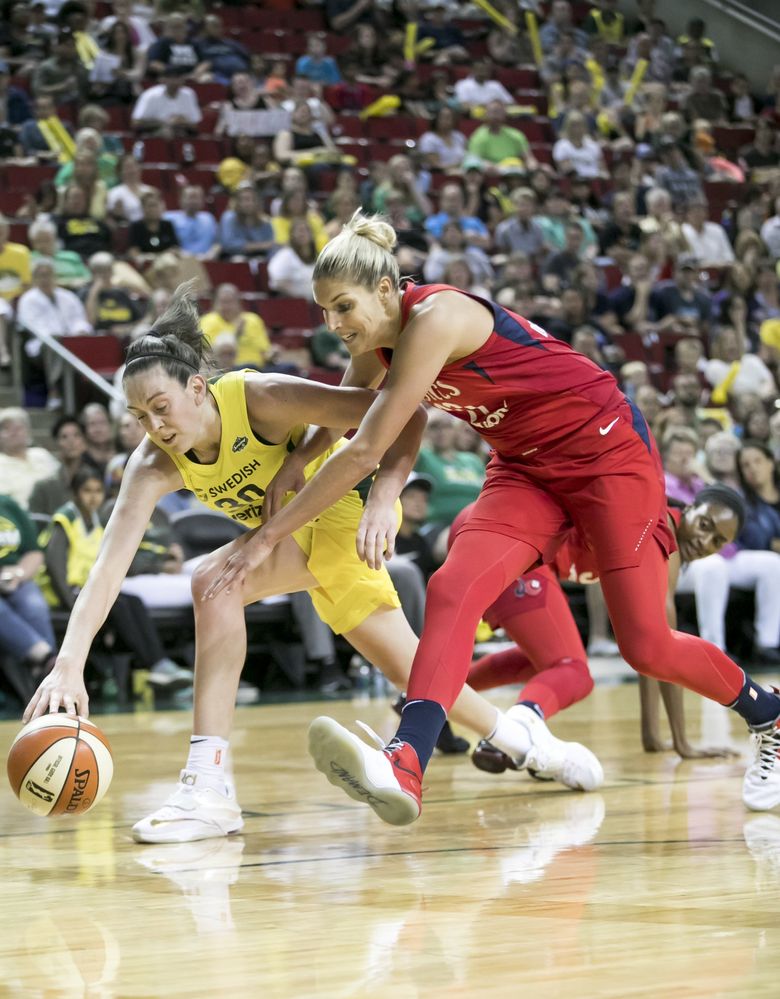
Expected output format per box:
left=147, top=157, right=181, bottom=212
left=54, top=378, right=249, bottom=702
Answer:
left=743, top=713, right=780, bottom=812
left=132, top=770, right=244, bottom=843
left=308, top=716, right=422, bottom=826
left=500, top=705, right=604, bottom=791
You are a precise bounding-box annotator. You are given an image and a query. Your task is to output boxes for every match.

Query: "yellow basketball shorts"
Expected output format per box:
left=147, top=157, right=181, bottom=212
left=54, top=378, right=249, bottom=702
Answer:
left=291, top=490, right=401, bottom=634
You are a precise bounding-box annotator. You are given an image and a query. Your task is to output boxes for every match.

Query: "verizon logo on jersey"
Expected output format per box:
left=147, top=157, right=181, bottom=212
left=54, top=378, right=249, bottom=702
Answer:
left=425, top=379, right=508, bottom=430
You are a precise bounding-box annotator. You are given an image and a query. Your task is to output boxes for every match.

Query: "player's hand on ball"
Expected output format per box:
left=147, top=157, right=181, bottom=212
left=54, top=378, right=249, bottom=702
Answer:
left=23, top=657, right=89, bottom=723
left=263, top=455, right=306, bottom=520
left=357, top=501, right=398, bottom=570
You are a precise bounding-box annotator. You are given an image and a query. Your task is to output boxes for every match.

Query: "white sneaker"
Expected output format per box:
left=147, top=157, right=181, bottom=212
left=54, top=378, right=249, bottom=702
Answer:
left=132, top=770, right=244, bottom=843
left=743, top=721, right=780, bottom=811
left=308, top=716, right=422, bottom=826
left=506, top=705, right=604, bottom=791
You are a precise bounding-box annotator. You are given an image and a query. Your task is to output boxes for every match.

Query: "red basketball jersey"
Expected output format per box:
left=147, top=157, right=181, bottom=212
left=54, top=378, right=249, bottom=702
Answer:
left=378, top=283, right=630, bottom=458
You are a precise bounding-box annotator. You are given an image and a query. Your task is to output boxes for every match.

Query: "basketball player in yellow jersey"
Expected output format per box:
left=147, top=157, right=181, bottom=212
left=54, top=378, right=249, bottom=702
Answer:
left=24, top=286, right=579, bottom=843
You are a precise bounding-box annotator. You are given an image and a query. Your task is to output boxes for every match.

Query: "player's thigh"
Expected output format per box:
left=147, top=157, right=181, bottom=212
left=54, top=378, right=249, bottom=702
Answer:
left=192, top=533, right=317, bottom=603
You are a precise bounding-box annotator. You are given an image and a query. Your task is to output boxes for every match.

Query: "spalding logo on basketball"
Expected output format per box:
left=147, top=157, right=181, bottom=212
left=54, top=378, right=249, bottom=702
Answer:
left=6, top=715, right=113, bottom=817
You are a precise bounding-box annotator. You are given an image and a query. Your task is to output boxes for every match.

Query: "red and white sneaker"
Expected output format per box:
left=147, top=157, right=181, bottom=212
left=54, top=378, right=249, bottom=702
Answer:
left=308, top=716, right=422, bottom=826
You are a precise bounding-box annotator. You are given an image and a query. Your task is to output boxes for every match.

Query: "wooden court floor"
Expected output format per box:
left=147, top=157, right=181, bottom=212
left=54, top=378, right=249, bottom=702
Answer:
left=2, top=681, right=780, bottom=999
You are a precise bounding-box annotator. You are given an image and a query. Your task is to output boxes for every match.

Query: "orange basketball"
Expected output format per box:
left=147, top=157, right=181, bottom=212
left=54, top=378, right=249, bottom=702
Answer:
left=6, top=715, right=113, bottom=817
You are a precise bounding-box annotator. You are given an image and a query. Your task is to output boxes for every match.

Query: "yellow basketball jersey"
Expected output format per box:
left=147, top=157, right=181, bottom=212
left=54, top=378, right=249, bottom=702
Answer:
left=158, top=369, right=343, bottom=528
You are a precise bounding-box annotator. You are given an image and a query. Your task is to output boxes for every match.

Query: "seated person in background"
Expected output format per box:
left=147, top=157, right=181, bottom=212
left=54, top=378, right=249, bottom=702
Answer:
left=738, top=441, right=780, bottom=560
left=493, top=187, right=546, bottom=260
left=131, top=66, right=202, bottom=136
left=200, top=283, right=273, bottom=368
left=452, top=59, right=512, bottom=113
left=106, top=154, right=154, bottom=224
left=608, top=253, right=654, bottom=331
left=417, top=4, right=468, bottom=65
left=272, top=100, right=340, bottom=171
left=423, top=220, right=494, bottom=288
left=81, top=252, right=147, bottom=336
left=681, top=199, right=736, bottom=268
left=553, top=111, right=607, bottom=178
left=309, top=324, right=350, bottom=372
left=295, top=33, right=341, bottom=87
left=145, top=13, right=198, bottom=79
left=542, top=222, right=588, bottom=294
left=39, top=466, right=192, bottom=689
left=19, top=95, right=73, bottom=159
left=467, top=100, right=538, bottom=172
left=267, top=219, right=317, bottom=300
left=424, top=182, right=490, bottom=250
left=164, top=185, right=219, bottom=259
left=441, top=255, right=491, bottom=299
left=395, top=473, right=438, bottom=581
left=649, top=254, right=713, bottom=337
left=29, top=218, right=91, bottom=290
left=127, top=189, right=180, bottom=269
left=79, top=402, right=115, bottom=477
left=55, top=185, right=112, bottom=259
left=16, top=258, right=93, bottom=409
left=0, top=493, right=57, bottom=684
left=0, top=215, right=31, bottom=308
left=219, top=184, right=275, bottom=258
left=194, top=14, right=251, bottom=84
left=0, top=407, right=60, bottom=510
left=54, top=127, right=117, bottom=192
left=418, top=107, right=467, bottom=172
left=28, top=415, right=97, bottom=517
left=705, top=326, right=777, bottom=403
left=271, top=188, right=329, bottom=254
left=663, top=428, right=706, bottom=504
left=414, top=409, right=486, bottom=536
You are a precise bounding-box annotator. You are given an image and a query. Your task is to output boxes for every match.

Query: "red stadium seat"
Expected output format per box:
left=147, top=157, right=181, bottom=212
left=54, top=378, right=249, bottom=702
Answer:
left=5, top=164, right=58, bottom=192
left=65, top=335, right=124, bottom=377
left=256, top=298, right=314, bottom=329
left=204, top=260, right=258, bottom=293
left=366, top=116, right=424, bottom=141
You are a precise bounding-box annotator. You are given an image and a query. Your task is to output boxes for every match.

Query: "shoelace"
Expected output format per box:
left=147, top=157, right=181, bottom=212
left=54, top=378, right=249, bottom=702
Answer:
left=755, top=728, right=780, bottom=777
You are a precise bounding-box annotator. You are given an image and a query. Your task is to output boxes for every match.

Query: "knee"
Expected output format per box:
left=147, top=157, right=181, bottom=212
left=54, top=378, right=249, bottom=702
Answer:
left=614, top=625, right=671, bottom=678
left=190, top=556, right=220, bottom=603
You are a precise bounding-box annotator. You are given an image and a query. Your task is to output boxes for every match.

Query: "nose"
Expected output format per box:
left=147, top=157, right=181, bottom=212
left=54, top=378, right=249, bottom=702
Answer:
left=324, top=311, right=340, bottom=333
left=148, top=414, right=164, bottom=433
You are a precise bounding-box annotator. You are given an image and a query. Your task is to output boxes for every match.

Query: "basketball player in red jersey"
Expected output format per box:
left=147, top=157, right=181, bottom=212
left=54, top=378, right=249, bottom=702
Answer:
left=204, top=211, right=780, bottom=825
left=462, top=484, right=744, bottom=772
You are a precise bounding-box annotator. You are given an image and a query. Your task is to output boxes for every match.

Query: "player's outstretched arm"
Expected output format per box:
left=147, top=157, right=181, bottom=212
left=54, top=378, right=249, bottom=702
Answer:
left=23, top=442, right=181, bottom=721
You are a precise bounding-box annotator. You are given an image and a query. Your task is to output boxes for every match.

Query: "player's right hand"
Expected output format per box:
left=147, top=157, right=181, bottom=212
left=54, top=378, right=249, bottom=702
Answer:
left=23, top=658, right=89, bottom=723
left=263, top=455, right=306, bottom=520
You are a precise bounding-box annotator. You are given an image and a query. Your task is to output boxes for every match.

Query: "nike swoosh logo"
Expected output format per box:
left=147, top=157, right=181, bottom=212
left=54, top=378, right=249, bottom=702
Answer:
left=599, top=417, right=619, bottom=436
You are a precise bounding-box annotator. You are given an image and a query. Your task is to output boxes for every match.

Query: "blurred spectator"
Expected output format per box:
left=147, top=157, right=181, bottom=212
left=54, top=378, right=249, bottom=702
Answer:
left=541, top=29, right=588, bottom=87
left=28, top=217, right=90, bottom=290
left=272, top=100, right=339, bottom=172
left=418, top=107, right=467, bottom=171
left=323, top=57, right=374, bottom=112
left=200, top=284, right=272, bottom=367
left=466, top=101, right=538, bottom=171
left=417, top=4, right=468, bottom=64
left=681, top=200, right=735, bottom=267
left=280, top=77, right=335, bottom=129
left=32, top=28, right=88, bottom=107
left=638, top=187, right=687, bottom=255
left=371, top=154, right=432, bottom=227
left=195, top=14, right=250, bottom=84
left=655, top=138, right=704, bottom=209
left=79, top=402, right=115, bottom=475
left=56, top=151, right=108, bottom=220
left=553, top=111, right=606, bottom=178
left=662, top=427, right=706, bottom=503
left=705, top=326, right=777, bottom=402
left=267, top=219, right=317, bottom=300
left=131, top=67, right=202, bottom=136
left=441, top=256, right=491, bottom=299
left=0, top=58, right=31, bottom=125
left=54, top=127, right=117, bottom=190
left=493, top=188, right=546, bottom=259
left=395, top=474, right=438, bottom=582
left=738, top=441, right=780, bottom=556
left=325, top=0, right=380, bottom=34
left=0, top=3, right=53, bottom=78
left=17, top=257, right=93, bottom=407
left=146, top=13, right=198, bottom=78
left=674, top=336, right=705, bottom=377
left=636, top=382, right=662, bottom=427
left=608, top=253, right=653, bottom=331
left=0, top=493, right=56, bottom=682
left=164, top=185, right=219, bottom=259
left=309, top=325, right=349, bottom=372
left=98, top=0, right=157, bottom=52
left=537, top=190, right=597, bottom=255
left=545, top=286, right=601, bottom=344
left=18, top=95, right=73, bottom=160
left=215, top=72, right=283, bottom=138
left=0, top=408, right=60, bottom=508
left=671, top=372, right=705, bottom=427
left=342, top=23, right=397, bottom=90
left=453, top=60, right=512, bottom=112
left=424, top=183, right=490, bottom=248
left=217, top=136, right=280, bottom=196
left=219, top=184, right=275, bottom=258
left=703, top=430, right=742, bottom=490
left=414, top=410, right=486, bottom=529
left=619, top=360, right=650, bottom=400
left=599, top=192, right=642, bottom=264
left=55, top=185, right=112, bottom=259
left=106, top=154, right=153, bottom=223
left=728, top=73, right=755, bottom=123
left=584, top=0, right=624, bottom=43
left=90, top=19, right=144, bottom=105
left=424, top=220, right=494, bottom=287
left=760, top=196, right=780, bottom=260
left=741, top=119, right=779, bottom=184
left=539, top=1, right=588, bottom=53
left=649, top=254, right=712, bottom=335
left=127, top=190, right=180, bottom=267
left=295, top=34, right=340, bottom=87
left=542, top=223, right=588, bottom=293
left=0, top=215, right=31, bottom=305
left=683, top=66, right=727, bottom=124
left=677, top=17, right=718, bottom=64
left=29, top=414, right=96, bottom=515
left=81, top=252, right=146, bottom=335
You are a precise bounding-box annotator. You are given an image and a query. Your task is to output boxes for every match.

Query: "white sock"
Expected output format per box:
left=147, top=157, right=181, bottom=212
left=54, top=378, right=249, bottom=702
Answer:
left=488, top=710, right=532, bottom=763
left=186, top=735, right=229, bottom=782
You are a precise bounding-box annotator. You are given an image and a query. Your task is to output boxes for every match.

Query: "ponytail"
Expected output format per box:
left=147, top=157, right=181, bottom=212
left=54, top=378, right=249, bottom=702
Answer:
left=123, top=281, right=212, bottom=387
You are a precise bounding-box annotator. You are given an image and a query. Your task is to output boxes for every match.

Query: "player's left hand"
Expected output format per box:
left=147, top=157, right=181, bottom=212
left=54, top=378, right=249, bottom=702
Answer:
left=357, top=501, right=398, bottom=570
left=673, top=742, right=738, bottom=760
left=202, top=532, right=275, bottom=600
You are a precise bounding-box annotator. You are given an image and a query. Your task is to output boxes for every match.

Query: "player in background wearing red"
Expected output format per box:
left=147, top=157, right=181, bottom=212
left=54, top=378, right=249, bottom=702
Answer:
left=204, top=212, right=780, bottom=825
left=462, top=484, right=744, bottom=773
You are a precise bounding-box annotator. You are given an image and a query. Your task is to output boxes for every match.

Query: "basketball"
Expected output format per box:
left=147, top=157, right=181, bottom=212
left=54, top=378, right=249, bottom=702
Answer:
left=6, top=715, right=113, bottom=817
